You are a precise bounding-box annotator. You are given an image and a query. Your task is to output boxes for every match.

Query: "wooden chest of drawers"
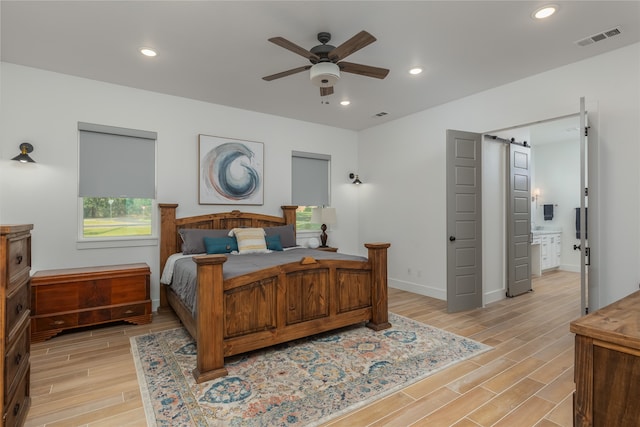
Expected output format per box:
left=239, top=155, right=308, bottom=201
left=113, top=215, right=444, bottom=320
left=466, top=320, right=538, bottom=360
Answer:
left=31, top=263, right=152, bottom=342
left=1, top=224, right=33, bottom=427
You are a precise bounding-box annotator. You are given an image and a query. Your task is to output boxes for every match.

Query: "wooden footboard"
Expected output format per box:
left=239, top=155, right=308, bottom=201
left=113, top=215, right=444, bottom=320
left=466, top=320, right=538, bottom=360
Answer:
left=158, top=203, right=390, bottom=383
left=191, top=244, right=390, bottom=383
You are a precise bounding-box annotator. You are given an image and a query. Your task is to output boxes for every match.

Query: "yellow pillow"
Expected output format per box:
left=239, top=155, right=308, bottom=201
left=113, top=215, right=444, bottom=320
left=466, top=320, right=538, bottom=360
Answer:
left=228, top=228, right=268, bottom=254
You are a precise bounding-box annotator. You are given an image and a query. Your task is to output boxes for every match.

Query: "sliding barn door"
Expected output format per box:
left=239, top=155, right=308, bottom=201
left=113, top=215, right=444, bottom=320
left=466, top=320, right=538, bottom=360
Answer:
left=507, top=143, right=532, bottom=297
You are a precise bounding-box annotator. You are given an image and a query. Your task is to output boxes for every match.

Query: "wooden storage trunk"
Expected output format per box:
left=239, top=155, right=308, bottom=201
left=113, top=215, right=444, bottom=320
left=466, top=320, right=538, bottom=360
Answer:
left=31, top=263, right=151, bottom=342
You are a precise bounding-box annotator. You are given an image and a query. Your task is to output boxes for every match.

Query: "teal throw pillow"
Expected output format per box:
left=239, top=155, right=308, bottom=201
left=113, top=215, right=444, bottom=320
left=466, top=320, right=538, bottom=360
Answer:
left=203, top=236, right=238, bottom=254
left=265, top=234, right=283, bottom=251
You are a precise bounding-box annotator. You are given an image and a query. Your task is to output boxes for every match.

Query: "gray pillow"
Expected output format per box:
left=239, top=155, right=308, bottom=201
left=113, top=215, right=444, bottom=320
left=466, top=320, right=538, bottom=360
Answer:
left=179, top=228, right=230, bottom=254
left=264, top=224, right=297, bottom=248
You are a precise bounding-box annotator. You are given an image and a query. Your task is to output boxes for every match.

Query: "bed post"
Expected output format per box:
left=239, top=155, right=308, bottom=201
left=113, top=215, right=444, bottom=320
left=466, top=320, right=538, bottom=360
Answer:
left=159, top=204, right=178, bottom=311
left=192, top=254, right=229, bottom=383
left=281, top=205, right=297, bottom=225
left=365, top=242, right=392, bottom=331
left=159, top=204, right=178, bottom=270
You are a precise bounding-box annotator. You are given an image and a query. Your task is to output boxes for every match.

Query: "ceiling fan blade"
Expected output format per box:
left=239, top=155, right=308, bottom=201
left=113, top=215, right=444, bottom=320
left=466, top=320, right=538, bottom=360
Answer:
left=262, top=65, right=311, bottom=81
left=320, top=86, right=334, bottom=96
left=339, top=61, right=389, bottom=79
left=328, top=30, right=376, bottom=61
left=268, top=37, right=320, bottom=62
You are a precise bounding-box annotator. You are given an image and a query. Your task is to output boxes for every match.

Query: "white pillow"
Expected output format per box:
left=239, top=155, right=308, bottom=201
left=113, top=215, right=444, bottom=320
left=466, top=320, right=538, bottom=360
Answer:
left=228, top=227, right=269, bottom=254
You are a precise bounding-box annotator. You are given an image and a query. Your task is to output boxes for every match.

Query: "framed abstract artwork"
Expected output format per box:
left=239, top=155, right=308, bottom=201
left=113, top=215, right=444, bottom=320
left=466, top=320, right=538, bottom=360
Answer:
left=198, top=134, right=264, bottom=205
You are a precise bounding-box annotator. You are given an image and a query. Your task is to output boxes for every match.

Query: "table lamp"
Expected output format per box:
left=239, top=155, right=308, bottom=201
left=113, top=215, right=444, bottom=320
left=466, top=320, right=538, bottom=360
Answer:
left=311, top=207, right=337, bottom=247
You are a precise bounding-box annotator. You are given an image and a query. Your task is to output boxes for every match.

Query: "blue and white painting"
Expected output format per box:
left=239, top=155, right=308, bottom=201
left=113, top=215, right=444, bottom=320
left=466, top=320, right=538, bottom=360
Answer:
left=199, top=135, right=264, bottom=205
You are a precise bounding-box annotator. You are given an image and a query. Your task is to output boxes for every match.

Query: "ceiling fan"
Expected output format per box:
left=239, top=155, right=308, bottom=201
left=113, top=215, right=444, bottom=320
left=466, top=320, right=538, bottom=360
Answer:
left=262, top=30, right=389, bottom=97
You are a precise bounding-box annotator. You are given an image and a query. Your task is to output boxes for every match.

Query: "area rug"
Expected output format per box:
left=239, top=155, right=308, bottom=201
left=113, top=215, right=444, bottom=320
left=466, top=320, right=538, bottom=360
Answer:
left=131, top=313, right=491, bottom=426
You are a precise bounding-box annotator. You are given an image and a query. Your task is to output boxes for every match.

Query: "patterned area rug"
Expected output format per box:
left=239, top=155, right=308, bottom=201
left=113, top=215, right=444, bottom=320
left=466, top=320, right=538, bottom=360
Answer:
left=131, top=313, right=491, bottom=426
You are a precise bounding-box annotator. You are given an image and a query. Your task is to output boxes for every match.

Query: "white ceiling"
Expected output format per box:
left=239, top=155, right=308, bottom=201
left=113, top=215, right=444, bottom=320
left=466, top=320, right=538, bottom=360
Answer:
left=2, top=1, right=639, bottom=131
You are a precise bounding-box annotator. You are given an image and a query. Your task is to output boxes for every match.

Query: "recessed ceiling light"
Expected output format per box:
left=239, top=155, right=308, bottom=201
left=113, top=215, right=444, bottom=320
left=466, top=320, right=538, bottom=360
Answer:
left=140, top=47, right=157, bottom=57
left=532, top=5, right=557, bottom=19
left=340, top=100, right=350, bottom=106
left=409, top=67, right=423, bottom=75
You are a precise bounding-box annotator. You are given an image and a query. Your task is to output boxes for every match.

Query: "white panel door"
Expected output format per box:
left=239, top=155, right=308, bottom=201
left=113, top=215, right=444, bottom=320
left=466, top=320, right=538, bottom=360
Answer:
left=579, top=97, right=590, bottom=315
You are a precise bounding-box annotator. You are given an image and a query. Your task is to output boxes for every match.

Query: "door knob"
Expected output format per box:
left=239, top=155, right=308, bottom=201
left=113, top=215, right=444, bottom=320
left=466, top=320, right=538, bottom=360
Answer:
left=449, top=236, right=456, bottom=242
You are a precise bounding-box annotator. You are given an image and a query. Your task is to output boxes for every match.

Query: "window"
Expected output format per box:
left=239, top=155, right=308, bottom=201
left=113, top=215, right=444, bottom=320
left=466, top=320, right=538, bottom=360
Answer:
left=291, top=151, right=330, bottom=230
left=78, top=122, right=156, bottom=239
left=82, top=197, right=152, bottom=237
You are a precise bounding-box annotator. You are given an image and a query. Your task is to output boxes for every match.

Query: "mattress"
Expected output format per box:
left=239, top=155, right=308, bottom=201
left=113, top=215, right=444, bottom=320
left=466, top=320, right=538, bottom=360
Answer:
left=162, top=248, right=367, bottom=315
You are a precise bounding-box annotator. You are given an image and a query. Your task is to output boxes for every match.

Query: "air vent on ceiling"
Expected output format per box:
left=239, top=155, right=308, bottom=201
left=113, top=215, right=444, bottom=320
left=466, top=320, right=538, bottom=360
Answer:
left=374, top=111, right=388, bottom=117
left=576, top=26, right=622, bottom=47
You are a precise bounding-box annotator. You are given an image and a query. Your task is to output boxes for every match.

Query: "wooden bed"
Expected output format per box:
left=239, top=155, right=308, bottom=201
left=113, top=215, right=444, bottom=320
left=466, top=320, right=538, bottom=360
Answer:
left=159, top=203, right=391, bottom=383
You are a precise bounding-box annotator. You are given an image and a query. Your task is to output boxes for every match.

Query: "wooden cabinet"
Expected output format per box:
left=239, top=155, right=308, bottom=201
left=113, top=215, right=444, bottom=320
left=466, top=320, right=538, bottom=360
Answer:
left=1, top=224, right=33, bottom=427
left=570, top=290, right=640, bottom=426
left=31, top=263, right=152, bottom=342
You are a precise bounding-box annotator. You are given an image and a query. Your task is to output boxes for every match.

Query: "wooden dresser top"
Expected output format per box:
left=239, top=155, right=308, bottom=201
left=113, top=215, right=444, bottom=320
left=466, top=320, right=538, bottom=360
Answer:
left=570, top=290, right=640, bottom=351
left=0, top=224, right=33, bottom=234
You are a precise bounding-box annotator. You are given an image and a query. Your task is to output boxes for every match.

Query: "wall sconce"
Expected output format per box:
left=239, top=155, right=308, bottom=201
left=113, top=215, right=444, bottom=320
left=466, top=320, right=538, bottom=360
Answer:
left=11, top=143, right=36, bottom=163
left=532, top=188, right=541, bottom=205
left=349, top=173, right=362, bottom=185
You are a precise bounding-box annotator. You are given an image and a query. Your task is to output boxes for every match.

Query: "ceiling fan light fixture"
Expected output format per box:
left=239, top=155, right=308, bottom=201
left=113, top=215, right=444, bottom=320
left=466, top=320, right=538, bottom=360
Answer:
left=310, top=62, right=340, bottom=87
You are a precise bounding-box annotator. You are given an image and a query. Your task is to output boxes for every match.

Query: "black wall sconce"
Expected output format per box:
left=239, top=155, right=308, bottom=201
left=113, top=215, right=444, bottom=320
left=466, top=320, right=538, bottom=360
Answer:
left=11, top=143, right=36, bottom=163
left=349, top=173, right=362, bottom=185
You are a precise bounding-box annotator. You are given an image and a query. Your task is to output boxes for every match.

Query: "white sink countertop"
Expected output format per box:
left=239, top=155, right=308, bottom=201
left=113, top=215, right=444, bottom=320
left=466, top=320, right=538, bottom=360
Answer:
left=531, top=227, right=562, bottom=235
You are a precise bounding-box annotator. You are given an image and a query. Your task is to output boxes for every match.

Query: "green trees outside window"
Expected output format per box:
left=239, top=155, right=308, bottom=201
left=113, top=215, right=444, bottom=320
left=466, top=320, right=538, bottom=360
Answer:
left=296, top=206, right=321, bottom=231
left=82, top=197, right=152, bottom=237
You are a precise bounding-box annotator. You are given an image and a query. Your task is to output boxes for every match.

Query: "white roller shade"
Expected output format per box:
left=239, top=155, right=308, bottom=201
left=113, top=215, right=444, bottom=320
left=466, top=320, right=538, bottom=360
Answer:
left=292, top=151, right=330, bottom=206
left=78, top=122, right=156, bottom=198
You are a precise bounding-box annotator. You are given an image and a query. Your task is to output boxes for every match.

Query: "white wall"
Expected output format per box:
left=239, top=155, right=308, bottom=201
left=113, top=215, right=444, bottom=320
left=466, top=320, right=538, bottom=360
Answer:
left=481, top=138, right=507, bottom=304
left=358, top=43, right=640, bottom=309
left=0, top=63, right=361, bottom=310
left=532, top=138, right=581, bottom=272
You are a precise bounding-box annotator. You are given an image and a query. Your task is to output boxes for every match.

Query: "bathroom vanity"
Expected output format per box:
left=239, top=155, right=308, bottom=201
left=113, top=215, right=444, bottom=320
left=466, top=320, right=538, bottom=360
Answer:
left=531, top=230, right=561, bottom=276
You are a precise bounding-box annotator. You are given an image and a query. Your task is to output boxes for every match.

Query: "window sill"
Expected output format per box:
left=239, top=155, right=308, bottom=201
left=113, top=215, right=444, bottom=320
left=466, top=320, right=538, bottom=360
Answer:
left=296, top=229, right=321, bottom=236
left=76, top=237, right=158, bottom=250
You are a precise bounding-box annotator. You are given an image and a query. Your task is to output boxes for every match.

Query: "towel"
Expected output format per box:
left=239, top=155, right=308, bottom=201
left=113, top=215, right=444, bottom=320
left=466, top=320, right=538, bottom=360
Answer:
left=575, top=207, right=588, bottom=239
left=544, top=204, right=554, bottom=221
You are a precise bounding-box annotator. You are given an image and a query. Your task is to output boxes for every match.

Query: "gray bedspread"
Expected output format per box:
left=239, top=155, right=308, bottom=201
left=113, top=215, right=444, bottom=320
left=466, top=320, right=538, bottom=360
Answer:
left=170, top=248, right=367, bottom=315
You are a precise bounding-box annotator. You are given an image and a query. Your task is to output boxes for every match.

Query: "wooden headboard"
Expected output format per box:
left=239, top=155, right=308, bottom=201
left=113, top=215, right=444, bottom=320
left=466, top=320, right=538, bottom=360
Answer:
left=158, top=203, right=298, bottom=271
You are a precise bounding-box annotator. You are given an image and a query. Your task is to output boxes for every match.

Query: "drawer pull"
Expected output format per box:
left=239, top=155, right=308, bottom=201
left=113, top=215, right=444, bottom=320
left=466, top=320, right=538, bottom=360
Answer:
left=16, top=255, right=23, bottom=264
left=52, top=320, right=65, bottom=326
left=13, top=403, right=20, bottom=416
left=15, top=303, right=24, bottom=314
left=15, top=353, right=22, bottom=365
left=124, top=310, right=134, bottom=314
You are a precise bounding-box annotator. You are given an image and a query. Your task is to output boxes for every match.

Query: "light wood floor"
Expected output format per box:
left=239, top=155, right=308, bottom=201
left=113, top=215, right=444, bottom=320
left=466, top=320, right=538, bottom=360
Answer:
left=25, top=270, right=580, bottom=426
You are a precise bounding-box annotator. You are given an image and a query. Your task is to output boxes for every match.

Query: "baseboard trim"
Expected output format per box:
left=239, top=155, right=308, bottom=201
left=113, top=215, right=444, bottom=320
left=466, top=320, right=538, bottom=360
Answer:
left=389, top=278, right=445, bottom=301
